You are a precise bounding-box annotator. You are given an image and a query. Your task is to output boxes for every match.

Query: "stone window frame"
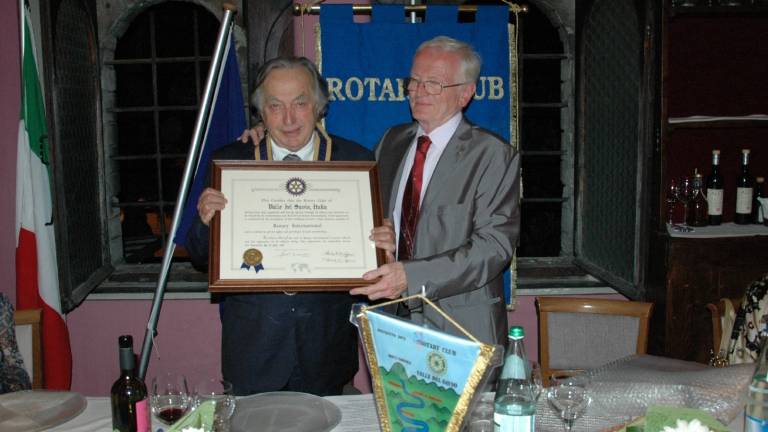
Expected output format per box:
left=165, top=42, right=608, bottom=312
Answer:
left=95, top=0, right=247, bottom=293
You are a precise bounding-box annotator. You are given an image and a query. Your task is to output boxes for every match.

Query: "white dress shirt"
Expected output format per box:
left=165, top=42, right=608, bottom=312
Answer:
left=270, top=133, right=316, bottom=161
left=393, top=112, right=463, bottom=254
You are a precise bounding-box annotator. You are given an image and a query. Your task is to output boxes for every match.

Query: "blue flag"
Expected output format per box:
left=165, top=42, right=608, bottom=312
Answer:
left=175, top=36, right=245, bottom=246
left=320, top=4, right=511, bottom=150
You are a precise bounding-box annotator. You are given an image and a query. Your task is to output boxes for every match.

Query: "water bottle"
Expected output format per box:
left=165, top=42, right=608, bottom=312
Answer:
left=494, top=326, right=536, bottom=432
left=747, top=337, right=768, bottom=431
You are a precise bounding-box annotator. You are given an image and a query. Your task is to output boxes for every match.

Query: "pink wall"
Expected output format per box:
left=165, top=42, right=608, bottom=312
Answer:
left=68, top=299, right=221, bottom=396
left=0, top=0, right=20, bottom=304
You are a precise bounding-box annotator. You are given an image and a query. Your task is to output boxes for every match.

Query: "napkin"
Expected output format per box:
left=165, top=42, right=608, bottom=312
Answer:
left=620, top=406, right=730, bottom=432
left=167, top=401, right=215, bottom=432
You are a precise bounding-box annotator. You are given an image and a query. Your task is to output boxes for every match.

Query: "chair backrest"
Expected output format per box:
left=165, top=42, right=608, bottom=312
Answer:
left=14, top=308, right=42, bottom=389
left=536, top=297, right=653, bottom=385
left=706, top=297, right=742, bottom=356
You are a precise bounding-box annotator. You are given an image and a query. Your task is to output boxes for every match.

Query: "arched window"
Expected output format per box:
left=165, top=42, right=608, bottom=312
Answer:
left=109, top=1, right=219, bottom=263
left=517, top=2, right=572, bottom=258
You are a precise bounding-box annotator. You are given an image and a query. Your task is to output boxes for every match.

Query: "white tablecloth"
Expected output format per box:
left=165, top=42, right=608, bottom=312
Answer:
left=22, top=390, right=746, bottom=432
left=50, top=394, right=381, bottom=432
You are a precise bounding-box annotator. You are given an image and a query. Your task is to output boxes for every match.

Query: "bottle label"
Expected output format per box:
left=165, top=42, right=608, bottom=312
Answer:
left=135, top=398, right=150, bottom=432
left=737, top=187, right=754, bottom=214
left=500, top=355, right=527, bottom=380
left=707, top=189, right=723, bottom=216
left=494, top=413, right=534, bottom=432
left=745, top=414, right=768, bottom=431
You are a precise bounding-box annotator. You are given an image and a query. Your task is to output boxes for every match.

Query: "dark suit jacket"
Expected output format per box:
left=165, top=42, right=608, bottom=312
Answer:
left=186, top=134, right=373, bottom=396
left=375, top=118, right=520, bottom=346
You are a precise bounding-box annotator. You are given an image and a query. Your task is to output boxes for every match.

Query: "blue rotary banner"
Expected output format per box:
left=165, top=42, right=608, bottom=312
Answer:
left=319, top=4, right=511, bottom=150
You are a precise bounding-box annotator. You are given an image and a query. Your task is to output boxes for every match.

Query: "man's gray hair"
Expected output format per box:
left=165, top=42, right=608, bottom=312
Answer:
left=415, top=36, right=482, bottom=83
left=250, top=56, right=330, bottom=119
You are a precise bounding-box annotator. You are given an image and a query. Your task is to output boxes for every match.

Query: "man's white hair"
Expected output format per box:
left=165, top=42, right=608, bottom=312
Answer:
left=415, top=36, right=482, bottom=82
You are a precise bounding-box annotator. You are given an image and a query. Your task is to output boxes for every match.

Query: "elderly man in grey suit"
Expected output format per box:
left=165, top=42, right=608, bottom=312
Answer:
left=352, top=36, right=520, bottom=347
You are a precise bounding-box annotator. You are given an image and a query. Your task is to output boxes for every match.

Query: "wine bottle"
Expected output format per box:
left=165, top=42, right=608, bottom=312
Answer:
left=111, top=335, right=150, bottom=432
left=753, top=177, right=765, bottom=224
left=688, top=169, right=708, bottom=227
left=706, top=150, right=724, bottom=225
left=735, top=149, right=754, bottom=225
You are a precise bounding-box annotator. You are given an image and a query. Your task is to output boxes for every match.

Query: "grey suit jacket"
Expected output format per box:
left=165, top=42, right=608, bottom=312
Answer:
left=375, top=117, right=520, bottom=346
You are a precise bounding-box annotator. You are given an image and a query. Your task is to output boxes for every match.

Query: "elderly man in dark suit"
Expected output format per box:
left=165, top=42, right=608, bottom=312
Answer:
left=186, top=56, right=373, bottom=396
left=352, top=36, right=521, bottom=347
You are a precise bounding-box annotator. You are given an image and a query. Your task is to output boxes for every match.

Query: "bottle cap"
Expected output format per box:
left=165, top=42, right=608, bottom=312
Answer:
left=743, top=149, right=751, bottom=155
left=758, top=177, right=765, bottom=183
left=118, top=335, right=133, bottom=349
left=508, top=326, right=524, bottom=339
left=712, top=149, right=720, bottom=155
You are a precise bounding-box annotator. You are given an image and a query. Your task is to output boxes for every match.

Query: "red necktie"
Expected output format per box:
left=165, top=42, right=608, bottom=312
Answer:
left=398, top=135, right=432, bottom=260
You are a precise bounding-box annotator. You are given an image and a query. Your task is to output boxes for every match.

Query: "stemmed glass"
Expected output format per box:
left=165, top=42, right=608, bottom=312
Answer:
left=150, top=372, right=191, bottom=425
left=666, top=178, right=680, bottom=225
left=530, top=361, right=543, bottom=401
left=678, top=176, right=693, bottom=227
left=194, top=379, right=236, bottom=432
left=546, top=375, right=591, bottom=432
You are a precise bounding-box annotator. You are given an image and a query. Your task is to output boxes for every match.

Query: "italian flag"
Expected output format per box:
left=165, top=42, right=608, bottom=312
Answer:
left=15, top=1, right=72, bottom=390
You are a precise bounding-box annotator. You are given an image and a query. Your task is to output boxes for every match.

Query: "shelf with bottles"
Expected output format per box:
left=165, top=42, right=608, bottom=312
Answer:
left=664, top=148, right=768, bottom=231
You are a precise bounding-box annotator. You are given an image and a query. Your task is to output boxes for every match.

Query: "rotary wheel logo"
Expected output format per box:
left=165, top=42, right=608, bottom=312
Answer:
left=285, top=177, right=306, bottom=196
left=427, top=350, right=447, bottom=376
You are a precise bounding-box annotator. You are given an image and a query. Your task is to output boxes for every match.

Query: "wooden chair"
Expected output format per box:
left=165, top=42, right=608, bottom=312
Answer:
left=536, top=297, right=653, bottom=386
left=14, top=308, right=43, bottom=389
left=706, top=297, right=742, bottom=356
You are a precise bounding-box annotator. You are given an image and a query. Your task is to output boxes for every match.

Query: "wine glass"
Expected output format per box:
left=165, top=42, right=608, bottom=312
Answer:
left=150, top=372, right=191, bottom=425
left=678, top=176, right=693, bottom=227
left=194, top=379, right=236, bottom=432
left=546, top=375, right=591, bottom=432
left=666, top=178, right=680, bottom=225
left=530, top=361, right=543, bottom=401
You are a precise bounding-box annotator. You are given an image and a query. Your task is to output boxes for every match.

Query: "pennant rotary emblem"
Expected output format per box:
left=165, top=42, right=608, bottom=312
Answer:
left=241, top=248, right=264, bottom=272
left=286, top=177, right=306, bottom=196
left=427, top=350, right=447, bottom=376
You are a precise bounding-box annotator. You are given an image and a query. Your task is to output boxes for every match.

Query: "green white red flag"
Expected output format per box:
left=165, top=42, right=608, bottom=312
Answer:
left=15, top=0, right=72, bottom=390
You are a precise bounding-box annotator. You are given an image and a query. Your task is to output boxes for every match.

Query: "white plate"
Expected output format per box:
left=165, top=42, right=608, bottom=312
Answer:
left=231, top=391, right=342, bottom=432
left=0, top=390, right=87, bottom=432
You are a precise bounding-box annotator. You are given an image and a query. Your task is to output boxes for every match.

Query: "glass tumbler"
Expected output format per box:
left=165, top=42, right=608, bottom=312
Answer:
left=194, top=379, right=236, bottom=432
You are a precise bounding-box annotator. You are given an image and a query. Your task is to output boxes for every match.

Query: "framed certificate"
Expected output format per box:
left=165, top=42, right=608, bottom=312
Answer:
left=209, top=160, right=385, bottom=292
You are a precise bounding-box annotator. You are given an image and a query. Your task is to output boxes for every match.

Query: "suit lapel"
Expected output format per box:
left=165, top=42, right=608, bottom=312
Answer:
left=381, top=125, right=418, bottom=216
left=421, top=118, right=472, bottom=211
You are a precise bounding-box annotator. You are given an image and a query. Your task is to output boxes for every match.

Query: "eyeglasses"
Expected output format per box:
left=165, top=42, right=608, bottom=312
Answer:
left=404, top=77, right=468, bottom=96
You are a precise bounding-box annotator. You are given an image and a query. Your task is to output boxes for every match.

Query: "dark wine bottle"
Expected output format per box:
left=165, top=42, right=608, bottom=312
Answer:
left=735, top=149, right=754, bottom=225
left=754, top=177, right=766, bottom=224
left=706, top=149, right=724, bottom=225
left=688, top=169, right=708, bottom=227
left=110, top=335, right=150, bottom=432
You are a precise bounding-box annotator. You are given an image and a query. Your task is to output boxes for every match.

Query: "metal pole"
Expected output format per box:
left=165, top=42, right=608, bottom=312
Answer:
left=138, top=3, right=238, bottom=380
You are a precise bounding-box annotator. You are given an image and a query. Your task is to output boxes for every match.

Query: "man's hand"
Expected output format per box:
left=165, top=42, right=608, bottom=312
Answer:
left=370, top=218, right=396, bottom=263
left=350, top=262, right=407, bottom=301
left=239, top=123, right=266, bottom=144
left=197, top=187, right=227, bottom=226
